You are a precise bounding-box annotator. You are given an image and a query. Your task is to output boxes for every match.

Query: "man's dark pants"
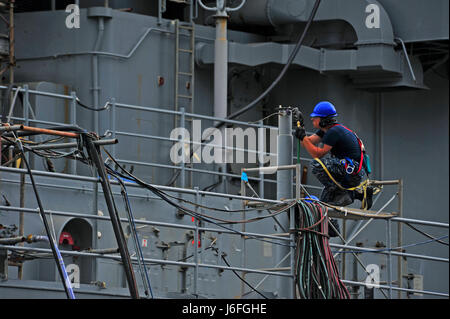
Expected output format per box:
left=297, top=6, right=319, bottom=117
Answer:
left=311, top=157, right=365, bottom=203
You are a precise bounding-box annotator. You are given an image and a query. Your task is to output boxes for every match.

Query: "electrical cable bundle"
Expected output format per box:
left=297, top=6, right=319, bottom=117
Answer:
left=109, top=171, right=154, bottom=298
left=102, top=148, right=296, bottom=249
left=294, top=200, right=350, bottom=299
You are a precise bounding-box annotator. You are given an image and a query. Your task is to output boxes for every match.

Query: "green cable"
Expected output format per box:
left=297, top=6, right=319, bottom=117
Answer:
left=298, top=204, right=309, bottom=299
left=308, top=203, right=332, bottom=297
left=306, top=204, right=325, bottom=298
left=297, top=201, right=350, bottom=299
left=299, top=201, right=335, bottom=299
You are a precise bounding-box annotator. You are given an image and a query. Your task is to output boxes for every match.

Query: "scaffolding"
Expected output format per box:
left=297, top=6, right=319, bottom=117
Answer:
left=0, top=85, right=448, bottom=299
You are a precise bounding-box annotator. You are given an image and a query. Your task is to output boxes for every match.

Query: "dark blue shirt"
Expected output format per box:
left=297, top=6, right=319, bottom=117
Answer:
left=316, top=124, right=361, bottom=161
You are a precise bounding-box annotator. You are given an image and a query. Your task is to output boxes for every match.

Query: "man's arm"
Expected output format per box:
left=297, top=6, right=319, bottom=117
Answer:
left=305, top=134, right=322, bottom=145
left=294, top=128, right=332, bottom=158
left=301, top=137, right=332, bottom=158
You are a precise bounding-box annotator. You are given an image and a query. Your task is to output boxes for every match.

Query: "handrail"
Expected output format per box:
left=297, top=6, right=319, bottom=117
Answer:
left=1, top=86, right=448, bottom=299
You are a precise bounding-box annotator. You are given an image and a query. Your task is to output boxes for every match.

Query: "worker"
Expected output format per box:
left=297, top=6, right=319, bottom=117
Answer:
left=294, top=101, right=373, bottom=209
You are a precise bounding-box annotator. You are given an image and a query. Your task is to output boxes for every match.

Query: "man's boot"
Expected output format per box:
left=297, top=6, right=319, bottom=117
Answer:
left=320, top=186, right=337, bottom=203
left=328, top=189, right=353, bottom=207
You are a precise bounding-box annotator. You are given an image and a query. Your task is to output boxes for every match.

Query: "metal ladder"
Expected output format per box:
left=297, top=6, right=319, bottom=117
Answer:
left=174, top=19, right=195, bottom=188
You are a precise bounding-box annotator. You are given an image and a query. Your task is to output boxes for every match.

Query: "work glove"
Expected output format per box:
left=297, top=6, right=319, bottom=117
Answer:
left=294, top=127, right=306, bottom=141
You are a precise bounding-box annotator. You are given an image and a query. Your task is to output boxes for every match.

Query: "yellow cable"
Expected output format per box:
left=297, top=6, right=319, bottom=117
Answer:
left=313, top=158, right=385, bottom=210
left=313, top=157, right=368, bottom=191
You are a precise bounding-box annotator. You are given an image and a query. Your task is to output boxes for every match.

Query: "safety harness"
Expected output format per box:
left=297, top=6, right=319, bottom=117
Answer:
left=334, top=124, right=365, bottom=175
left=313, top=124, right=378, bottom=209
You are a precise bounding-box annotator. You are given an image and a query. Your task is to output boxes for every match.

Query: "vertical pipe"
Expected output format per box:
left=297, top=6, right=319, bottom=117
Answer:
left=174, top=19, right=179, bottom=116
left=378, top=93, right=384, bottom=180
left=9, top=0, right=14, bottom=88
left=258, top=120, right=265, bottom=199
left=23, top=85, right=30, bottom=164
left=23, top=85, right=29, bottom=127
left=180, top=106, right=186, bottom=188
left=92, top=63, right=99, bottom=133
left=92, top=17, right=104, bottom=133
left=352, top=252, right=359, bottom=299
left=397, top=179, right=403, bottom=298
left=110, top=97, right=116, bottom=158
left=342, top=220, right=346, bottom=281
left=189, top=0, right=194, bottom=22
left=213, top=16, right=228, bottom=122
left=19, top=86, right=27, bottom=250
left=8, top=0, right=15, bottom=131
left=51, top=0, right=56, bottom=11
left=241, top=197, right=247, bottom=297
left=158, top=0, right=163, bottom=25
left=18, top=162, right=25, bottom=279
left=189, top=22, right=195, bottom=188
left=240, top=168, right=246, bottom=296
left=194, top=186, right=199, bottom=296
left=174, top=20, right=180, bottom=185
left=387, top=219, right=392, bottom=299
left=214, top=15, right=228, bottom=194
left=70, top=92, right=77, bottom=175
left=276, top=110, right=292, bottom=298
left=93, top=180, right=99, bottom=281
left=292, top=163, right=300, bottom=297
left=295, top=164, right=301, bottom=200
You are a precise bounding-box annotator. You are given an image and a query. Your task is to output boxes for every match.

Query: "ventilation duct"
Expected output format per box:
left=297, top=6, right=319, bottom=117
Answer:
left=197, top=0, right=427, bottom=90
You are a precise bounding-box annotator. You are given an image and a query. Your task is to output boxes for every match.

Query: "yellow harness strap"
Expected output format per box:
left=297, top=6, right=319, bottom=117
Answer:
left=313, top=158, right=382, bottom=210
left=313, top=157, right=367, bottom=191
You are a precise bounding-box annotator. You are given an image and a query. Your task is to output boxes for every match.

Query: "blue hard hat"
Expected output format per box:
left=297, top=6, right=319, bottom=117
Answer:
left=310, top=101, right=338, bottom=118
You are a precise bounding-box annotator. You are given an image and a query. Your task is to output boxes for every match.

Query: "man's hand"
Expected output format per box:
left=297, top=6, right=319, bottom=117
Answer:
left=294, top=127, right=306, bottom=141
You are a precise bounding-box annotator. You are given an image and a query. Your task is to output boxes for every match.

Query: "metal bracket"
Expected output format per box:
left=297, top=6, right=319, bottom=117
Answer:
left=198, top=0, right=246, bottom=16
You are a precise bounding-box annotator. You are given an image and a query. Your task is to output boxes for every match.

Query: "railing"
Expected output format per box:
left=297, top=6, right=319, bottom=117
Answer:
left=1, top=85, right=448, bottom=298
left=240, top=164, right=449, bottom=299
left=0, top=85, right=321, bottom=195
left=0, top=165, right=448, bottom=298
left=0, top=165, right=293, bottom=298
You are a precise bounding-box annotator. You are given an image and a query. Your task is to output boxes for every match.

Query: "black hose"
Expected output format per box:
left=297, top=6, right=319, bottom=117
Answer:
left=113, top=172, right=154, bottom=298
left=220, top=251, right=269, bottom=299
left=225, top=0, right=322, bottom=122
left=83, top=136, right=140, bottom=299
left=15, top=140, right=75, bottom=299
left=76, top=98, right=110, bottom=112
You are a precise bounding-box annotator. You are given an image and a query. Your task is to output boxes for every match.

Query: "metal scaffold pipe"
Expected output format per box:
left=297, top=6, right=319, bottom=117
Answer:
left=276, top=109, right=293, bottom=298
left=198, top=0, right=246, bottom=193
left=0, top=124, right=22, bottom=132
